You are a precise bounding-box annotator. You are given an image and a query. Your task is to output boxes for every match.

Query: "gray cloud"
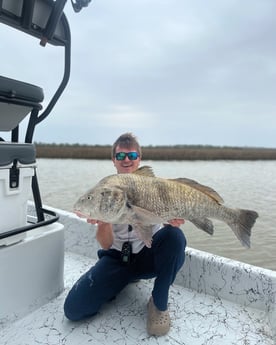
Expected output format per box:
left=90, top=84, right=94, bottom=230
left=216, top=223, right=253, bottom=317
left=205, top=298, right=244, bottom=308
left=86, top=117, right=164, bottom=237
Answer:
left=1, top=0, right=275, bottom=147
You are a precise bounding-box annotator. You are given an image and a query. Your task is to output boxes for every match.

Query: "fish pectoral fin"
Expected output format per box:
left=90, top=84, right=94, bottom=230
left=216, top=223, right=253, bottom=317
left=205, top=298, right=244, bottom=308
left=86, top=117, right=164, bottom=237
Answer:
left=189, top=217, right=214, bottom=235
left=132, top=224, right=153, bottom=248
left=130, top=204, right=165, bottom=224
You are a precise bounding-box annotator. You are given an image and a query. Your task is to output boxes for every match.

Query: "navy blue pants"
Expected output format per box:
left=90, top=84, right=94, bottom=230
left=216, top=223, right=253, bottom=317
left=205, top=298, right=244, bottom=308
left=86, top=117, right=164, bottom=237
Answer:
left=64, top=225, right=186, bottom=321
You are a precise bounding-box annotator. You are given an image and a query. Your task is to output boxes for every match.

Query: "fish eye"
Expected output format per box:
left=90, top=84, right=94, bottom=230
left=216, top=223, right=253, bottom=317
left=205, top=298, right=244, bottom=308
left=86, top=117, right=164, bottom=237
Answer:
left=87, top=195, right=92, bottom=200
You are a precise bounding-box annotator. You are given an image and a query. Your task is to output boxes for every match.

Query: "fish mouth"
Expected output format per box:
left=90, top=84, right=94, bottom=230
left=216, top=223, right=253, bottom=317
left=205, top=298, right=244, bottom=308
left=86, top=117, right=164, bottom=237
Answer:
left=74, top=210, right=88, bottom=219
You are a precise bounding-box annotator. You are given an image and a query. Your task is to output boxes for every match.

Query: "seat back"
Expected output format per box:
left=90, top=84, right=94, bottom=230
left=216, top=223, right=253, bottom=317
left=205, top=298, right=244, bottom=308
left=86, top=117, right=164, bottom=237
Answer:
left=0, top=0, right=71, bottom=143
left=0, top=76, right=44, bottom=132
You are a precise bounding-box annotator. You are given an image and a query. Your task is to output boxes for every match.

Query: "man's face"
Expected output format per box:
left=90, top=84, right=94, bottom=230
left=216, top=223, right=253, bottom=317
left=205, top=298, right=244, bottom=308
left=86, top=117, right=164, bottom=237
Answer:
left=112, top=145, right=141, bottom=174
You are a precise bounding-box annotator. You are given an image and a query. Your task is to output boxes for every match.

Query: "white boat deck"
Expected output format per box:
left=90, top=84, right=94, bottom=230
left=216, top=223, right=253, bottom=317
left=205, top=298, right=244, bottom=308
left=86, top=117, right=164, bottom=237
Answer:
left=0, top=250, right=274, bottom=345
left=0, top=209, right=275, bottom=345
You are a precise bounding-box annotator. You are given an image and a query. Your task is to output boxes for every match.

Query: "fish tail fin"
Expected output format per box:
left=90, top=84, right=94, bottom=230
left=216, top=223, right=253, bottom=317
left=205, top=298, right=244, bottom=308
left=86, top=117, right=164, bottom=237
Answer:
left=228, top=209, right=258, bottom=248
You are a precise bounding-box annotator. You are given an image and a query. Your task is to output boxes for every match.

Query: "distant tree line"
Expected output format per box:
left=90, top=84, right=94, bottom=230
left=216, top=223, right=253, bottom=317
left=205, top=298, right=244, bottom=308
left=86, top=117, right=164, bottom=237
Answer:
left=34, top=143, right=276, bottom=160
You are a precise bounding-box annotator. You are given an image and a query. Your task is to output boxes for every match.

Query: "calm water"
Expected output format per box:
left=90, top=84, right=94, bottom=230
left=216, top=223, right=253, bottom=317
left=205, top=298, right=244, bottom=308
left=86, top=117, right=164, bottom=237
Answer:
left=35, top=159, right=276, bottom=271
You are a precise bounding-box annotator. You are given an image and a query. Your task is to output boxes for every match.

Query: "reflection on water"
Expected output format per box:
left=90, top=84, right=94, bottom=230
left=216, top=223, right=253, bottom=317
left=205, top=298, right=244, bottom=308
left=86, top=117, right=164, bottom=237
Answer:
left=35, top=159, right=276, bottom=271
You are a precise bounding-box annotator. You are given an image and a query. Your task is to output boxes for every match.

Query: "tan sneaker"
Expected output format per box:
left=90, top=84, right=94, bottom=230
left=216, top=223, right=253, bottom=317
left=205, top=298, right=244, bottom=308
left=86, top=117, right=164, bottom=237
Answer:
left=147, top=296, right=170, bottom=336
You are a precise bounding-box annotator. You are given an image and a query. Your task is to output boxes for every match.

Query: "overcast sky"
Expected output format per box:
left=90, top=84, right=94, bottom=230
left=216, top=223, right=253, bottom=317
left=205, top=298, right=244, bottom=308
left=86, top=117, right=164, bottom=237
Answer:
left=1, top=0, right=276, bottom=147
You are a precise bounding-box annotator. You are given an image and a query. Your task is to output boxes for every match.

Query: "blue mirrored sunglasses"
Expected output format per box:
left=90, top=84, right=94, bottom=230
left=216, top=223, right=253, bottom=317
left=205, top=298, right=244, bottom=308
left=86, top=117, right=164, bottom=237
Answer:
left=115, top=152, right=140, bottom=161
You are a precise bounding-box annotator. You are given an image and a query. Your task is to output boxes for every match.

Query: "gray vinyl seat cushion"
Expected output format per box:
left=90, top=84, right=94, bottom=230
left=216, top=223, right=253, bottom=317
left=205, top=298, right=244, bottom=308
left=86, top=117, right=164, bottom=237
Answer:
left=0, top=76, right=44, bottom=131
left=0, top=76, right=44, bottom=103
left=0, top=142, right=36, bottom=166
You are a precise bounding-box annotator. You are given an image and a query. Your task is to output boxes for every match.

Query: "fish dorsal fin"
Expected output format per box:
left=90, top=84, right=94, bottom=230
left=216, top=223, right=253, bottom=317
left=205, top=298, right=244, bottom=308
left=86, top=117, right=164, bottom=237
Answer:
left=133, top=166, right=155, bottom=177
left=171, top=177, right=224, bottom=204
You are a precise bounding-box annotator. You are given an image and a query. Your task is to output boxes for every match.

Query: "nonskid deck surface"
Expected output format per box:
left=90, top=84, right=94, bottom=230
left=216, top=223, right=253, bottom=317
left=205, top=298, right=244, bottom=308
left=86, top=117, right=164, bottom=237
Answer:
left=0, top=252, right=274, bottom=345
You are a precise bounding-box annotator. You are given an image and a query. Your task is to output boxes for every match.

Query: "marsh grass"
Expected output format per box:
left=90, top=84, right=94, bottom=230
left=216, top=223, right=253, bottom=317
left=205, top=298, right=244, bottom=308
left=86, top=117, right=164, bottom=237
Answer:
left=35, top=143, right=276, bottom=160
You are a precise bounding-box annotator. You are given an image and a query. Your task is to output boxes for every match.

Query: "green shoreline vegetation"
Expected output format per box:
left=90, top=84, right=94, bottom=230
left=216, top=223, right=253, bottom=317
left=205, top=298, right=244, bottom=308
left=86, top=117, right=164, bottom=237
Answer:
left=35, top=143, right=276, bottom=160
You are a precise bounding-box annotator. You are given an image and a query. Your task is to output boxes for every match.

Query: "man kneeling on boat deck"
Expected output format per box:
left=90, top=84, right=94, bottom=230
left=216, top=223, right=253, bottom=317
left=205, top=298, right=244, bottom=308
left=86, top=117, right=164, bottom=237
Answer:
left=64, top=133, right=186, bottom=336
